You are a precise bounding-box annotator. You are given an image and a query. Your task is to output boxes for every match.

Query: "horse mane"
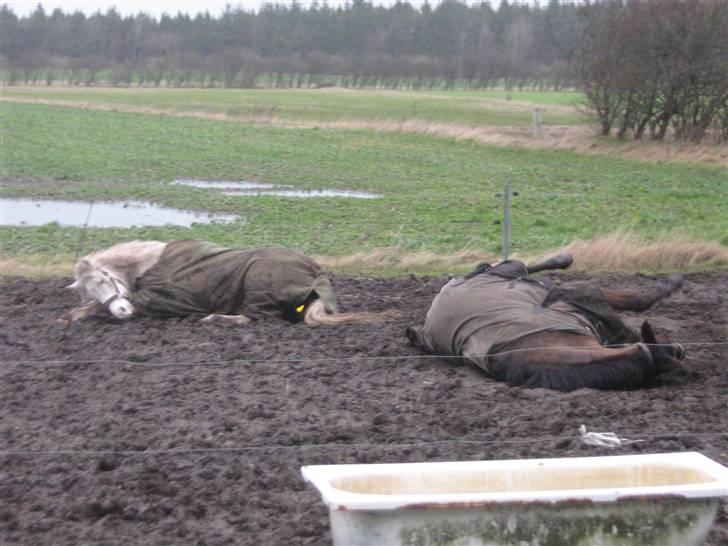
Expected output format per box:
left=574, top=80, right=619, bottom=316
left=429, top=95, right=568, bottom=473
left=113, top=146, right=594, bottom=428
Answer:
left=79, top=240, right=167, bottom=284
left=303, top=299, right=400, bottom=326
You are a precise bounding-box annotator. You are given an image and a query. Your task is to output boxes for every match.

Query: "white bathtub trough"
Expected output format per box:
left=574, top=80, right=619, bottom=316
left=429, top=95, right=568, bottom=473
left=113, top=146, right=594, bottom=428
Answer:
left=302, top=452, right=728, bottom=546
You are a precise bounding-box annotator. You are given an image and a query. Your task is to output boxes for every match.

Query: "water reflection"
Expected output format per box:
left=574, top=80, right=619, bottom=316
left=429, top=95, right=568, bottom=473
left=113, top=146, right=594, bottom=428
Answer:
left=1, top=198, right=240, bottom=228
left=222, top=189, right=381, bottom=199
left=173, top=179, right=381, bottom=199
left=172, top=180, right=276, bottom=190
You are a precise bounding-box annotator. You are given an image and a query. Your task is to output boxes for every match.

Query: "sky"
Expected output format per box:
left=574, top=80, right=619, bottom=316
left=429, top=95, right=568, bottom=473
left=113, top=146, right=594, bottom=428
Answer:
left=5, top=0, right=439, bottom=19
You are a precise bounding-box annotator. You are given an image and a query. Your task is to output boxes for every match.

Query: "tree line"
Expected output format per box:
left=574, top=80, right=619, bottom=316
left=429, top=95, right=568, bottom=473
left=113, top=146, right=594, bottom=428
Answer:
left=2, top=0, right=726, bottom=142
left=1, top=1, right=578, bottom=90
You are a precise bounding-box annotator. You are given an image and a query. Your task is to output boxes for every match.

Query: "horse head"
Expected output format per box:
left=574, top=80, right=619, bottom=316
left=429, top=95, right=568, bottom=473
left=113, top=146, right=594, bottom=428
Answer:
left=67, top=264, right=135, bottom=319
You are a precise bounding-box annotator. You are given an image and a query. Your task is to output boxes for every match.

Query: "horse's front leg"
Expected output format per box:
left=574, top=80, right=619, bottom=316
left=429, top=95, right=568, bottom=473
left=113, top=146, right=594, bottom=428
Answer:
left=471, top=331, right=680, bottom=391
left=201, top=314, right=252, bottom=325
left=62, top=301, right=104, bottom=323
left=484, top=341, right=653, bottom=391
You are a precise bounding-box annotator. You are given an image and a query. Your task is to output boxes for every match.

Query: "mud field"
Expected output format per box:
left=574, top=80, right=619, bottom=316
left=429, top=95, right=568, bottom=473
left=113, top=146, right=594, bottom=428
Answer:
left=1, top=272, right=727, bottom=545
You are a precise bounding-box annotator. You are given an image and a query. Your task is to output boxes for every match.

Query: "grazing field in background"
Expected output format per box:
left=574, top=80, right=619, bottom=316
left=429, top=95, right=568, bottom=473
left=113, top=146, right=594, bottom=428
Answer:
left=1, top=87, right=585, bottom=127
left=1, top=89, right=727, bottom=276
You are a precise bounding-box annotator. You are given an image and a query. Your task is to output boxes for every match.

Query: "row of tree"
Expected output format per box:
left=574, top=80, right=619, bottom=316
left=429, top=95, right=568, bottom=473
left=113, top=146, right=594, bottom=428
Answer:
left=2, top=0, right=726, bottom=142
left=2, top=1, right=579, bottom=90
left=576, top=0, right=728, bottom=143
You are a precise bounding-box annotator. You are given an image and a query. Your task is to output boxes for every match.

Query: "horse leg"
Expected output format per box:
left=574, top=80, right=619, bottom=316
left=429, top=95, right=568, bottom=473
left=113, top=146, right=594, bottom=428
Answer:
left=600, top=274, right=683, bottom=312
left=201, top=314, right=252, bottom=325
left=464, top=253, right=573, bottom=281
left=467, top=332, right=678, bottom=391
left=640, top=320, right=686, bottom=362
left=526, top=252, right=573, bottom=274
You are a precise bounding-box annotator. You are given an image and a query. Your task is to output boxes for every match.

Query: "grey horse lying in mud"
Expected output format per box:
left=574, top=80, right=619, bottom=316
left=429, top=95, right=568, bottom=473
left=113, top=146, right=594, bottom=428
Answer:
left=66, top=240, right=396, bottom=326
left=406, top=254, right=686, bottom=391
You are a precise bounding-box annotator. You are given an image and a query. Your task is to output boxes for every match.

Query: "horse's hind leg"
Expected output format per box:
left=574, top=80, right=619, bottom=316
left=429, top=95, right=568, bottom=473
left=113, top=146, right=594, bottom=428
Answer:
left=526, top=252, right=573, bottom=274
left=600, top=274, right=683, bottom=312
left=201, top=314, right=252, bottom=325
left=465, top=252, right=574, bottom=280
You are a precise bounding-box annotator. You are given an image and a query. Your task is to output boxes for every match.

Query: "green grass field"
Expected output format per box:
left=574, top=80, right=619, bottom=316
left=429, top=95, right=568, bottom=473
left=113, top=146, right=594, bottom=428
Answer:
left=1, top=90, right=727, bottom=275
left=1, top=86, right=585, bottom=127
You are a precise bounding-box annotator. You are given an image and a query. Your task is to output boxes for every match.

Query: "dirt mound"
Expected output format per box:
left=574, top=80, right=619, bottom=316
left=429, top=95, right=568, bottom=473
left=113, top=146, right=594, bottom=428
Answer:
left=1, top=272, right=726, bottom=545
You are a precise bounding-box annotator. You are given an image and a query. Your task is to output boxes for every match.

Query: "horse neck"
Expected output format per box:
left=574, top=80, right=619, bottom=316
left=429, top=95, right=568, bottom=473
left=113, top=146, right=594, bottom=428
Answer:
left=129, top=243, right=166, bottom=280
left=87, top=241, right=166, bottom=286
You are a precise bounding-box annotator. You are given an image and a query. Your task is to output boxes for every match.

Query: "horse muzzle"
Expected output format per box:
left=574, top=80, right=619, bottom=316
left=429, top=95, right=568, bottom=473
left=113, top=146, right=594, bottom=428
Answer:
left=105, top=295, right=134, bottom=319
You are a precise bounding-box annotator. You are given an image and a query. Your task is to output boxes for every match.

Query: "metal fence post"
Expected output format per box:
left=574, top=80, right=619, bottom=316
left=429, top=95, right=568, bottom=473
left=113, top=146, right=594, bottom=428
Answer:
left=503, top=182, right=511, bottom=262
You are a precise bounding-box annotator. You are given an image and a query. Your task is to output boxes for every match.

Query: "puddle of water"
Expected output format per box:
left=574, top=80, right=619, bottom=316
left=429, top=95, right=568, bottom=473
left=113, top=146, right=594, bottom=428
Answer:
left=172, top=179, right=381, bottom=199
left=0, top=198, right=240, bottom=228
left=172, top=180, right=276, bottom=190
left=222, top=189, right=381, bottom=199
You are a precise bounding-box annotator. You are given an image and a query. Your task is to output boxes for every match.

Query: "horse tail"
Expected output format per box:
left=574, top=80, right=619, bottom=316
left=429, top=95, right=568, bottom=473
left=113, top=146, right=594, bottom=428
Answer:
left=303, top=299, right=400, bottom=326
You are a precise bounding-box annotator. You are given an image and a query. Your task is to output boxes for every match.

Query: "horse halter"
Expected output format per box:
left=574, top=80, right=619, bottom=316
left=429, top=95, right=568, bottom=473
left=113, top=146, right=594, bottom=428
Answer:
left=100, top=270, right=129, bottom=311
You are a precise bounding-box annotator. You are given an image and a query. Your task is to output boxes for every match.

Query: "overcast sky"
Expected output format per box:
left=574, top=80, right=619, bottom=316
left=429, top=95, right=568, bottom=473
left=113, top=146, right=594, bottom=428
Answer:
left=5, top=0, right=441, bottom=18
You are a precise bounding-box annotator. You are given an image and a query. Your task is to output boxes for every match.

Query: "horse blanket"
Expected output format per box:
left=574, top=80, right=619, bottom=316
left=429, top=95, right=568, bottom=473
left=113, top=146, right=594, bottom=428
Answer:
left=130, top=240, right=338, bottom=321
left=408, top=261, right=634, bottom=374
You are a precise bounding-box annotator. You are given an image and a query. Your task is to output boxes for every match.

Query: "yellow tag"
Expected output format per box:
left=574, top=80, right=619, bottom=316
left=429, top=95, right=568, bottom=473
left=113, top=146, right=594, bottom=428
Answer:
left=295, top=305, right=305, bottom=313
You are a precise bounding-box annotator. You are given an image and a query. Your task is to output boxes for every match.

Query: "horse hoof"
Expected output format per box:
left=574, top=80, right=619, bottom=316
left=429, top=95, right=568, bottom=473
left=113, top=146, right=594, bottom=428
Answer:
left=553, top=252, right=574, bottom=270
left=671, top=342, right=686, bottom=360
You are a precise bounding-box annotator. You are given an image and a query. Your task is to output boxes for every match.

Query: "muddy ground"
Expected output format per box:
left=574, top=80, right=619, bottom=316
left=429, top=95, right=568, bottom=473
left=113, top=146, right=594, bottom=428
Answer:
left=1, top=272, right=727, bottom=545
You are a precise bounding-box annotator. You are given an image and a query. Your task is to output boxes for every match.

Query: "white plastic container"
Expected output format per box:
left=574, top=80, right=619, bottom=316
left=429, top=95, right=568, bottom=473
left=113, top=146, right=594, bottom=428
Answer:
left=302, top=452, right=728, bottom=546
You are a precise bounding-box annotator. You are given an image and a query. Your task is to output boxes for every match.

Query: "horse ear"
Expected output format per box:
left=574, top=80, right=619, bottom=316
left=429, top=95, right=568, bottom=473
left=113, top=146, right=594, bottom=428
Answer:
left=74, top=259, right=93, bottom=276
left=640, top=320, right=657, bottom=344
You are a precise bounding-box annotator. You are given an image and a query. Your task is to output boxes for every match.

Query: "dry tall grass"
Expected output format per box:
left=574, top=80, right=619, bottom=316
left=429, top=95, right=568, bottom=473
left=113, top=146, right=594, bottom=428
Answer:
left=315, top=247, right=496, bottom=274
left=2, top=232, right=726, bottom=281
left=0, top=255, right=76, bottom=281
left=561, top=232, right=728, bottom=272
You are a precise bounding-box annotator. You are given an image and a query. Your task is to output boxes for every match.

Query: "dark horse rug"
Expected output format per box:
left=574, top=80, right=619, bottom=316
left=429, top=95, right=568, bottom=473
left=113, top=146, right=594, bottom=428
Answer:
left=130, top=240, right=339, bottom=321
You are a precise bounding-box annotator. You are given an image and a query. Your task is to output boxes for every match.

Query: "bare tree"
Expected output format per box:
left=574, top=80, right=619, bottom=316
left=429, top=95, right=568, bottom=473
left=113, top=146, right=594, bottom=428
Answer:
left=575, top=0, right=728, bottom=142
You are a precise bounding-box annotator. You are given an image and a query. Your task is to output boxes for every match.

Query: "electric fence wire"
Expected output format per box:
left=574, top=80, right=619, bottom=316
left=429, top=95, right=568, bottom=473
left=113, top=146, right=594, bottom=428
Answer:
left=4, top=341, right=727, bottom=369
left=3, top=431, right=728, bottom=458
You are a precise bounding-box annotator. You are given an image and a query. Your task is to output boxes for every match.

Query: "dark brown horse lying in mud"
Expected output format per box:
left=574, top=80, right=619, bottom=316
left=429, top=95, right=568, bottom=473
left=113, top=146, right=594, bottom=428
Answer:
left=407, top=254, right=686, bottom=391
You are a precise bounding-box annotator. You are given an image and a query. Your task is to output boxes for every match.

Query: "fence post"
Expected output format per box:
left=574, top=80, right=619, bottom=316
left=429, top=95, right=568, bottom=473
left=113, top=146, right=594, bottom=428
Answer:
left=532, top=108, right=543, bottom=138
left=502, top=182, right=511, bottom=262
